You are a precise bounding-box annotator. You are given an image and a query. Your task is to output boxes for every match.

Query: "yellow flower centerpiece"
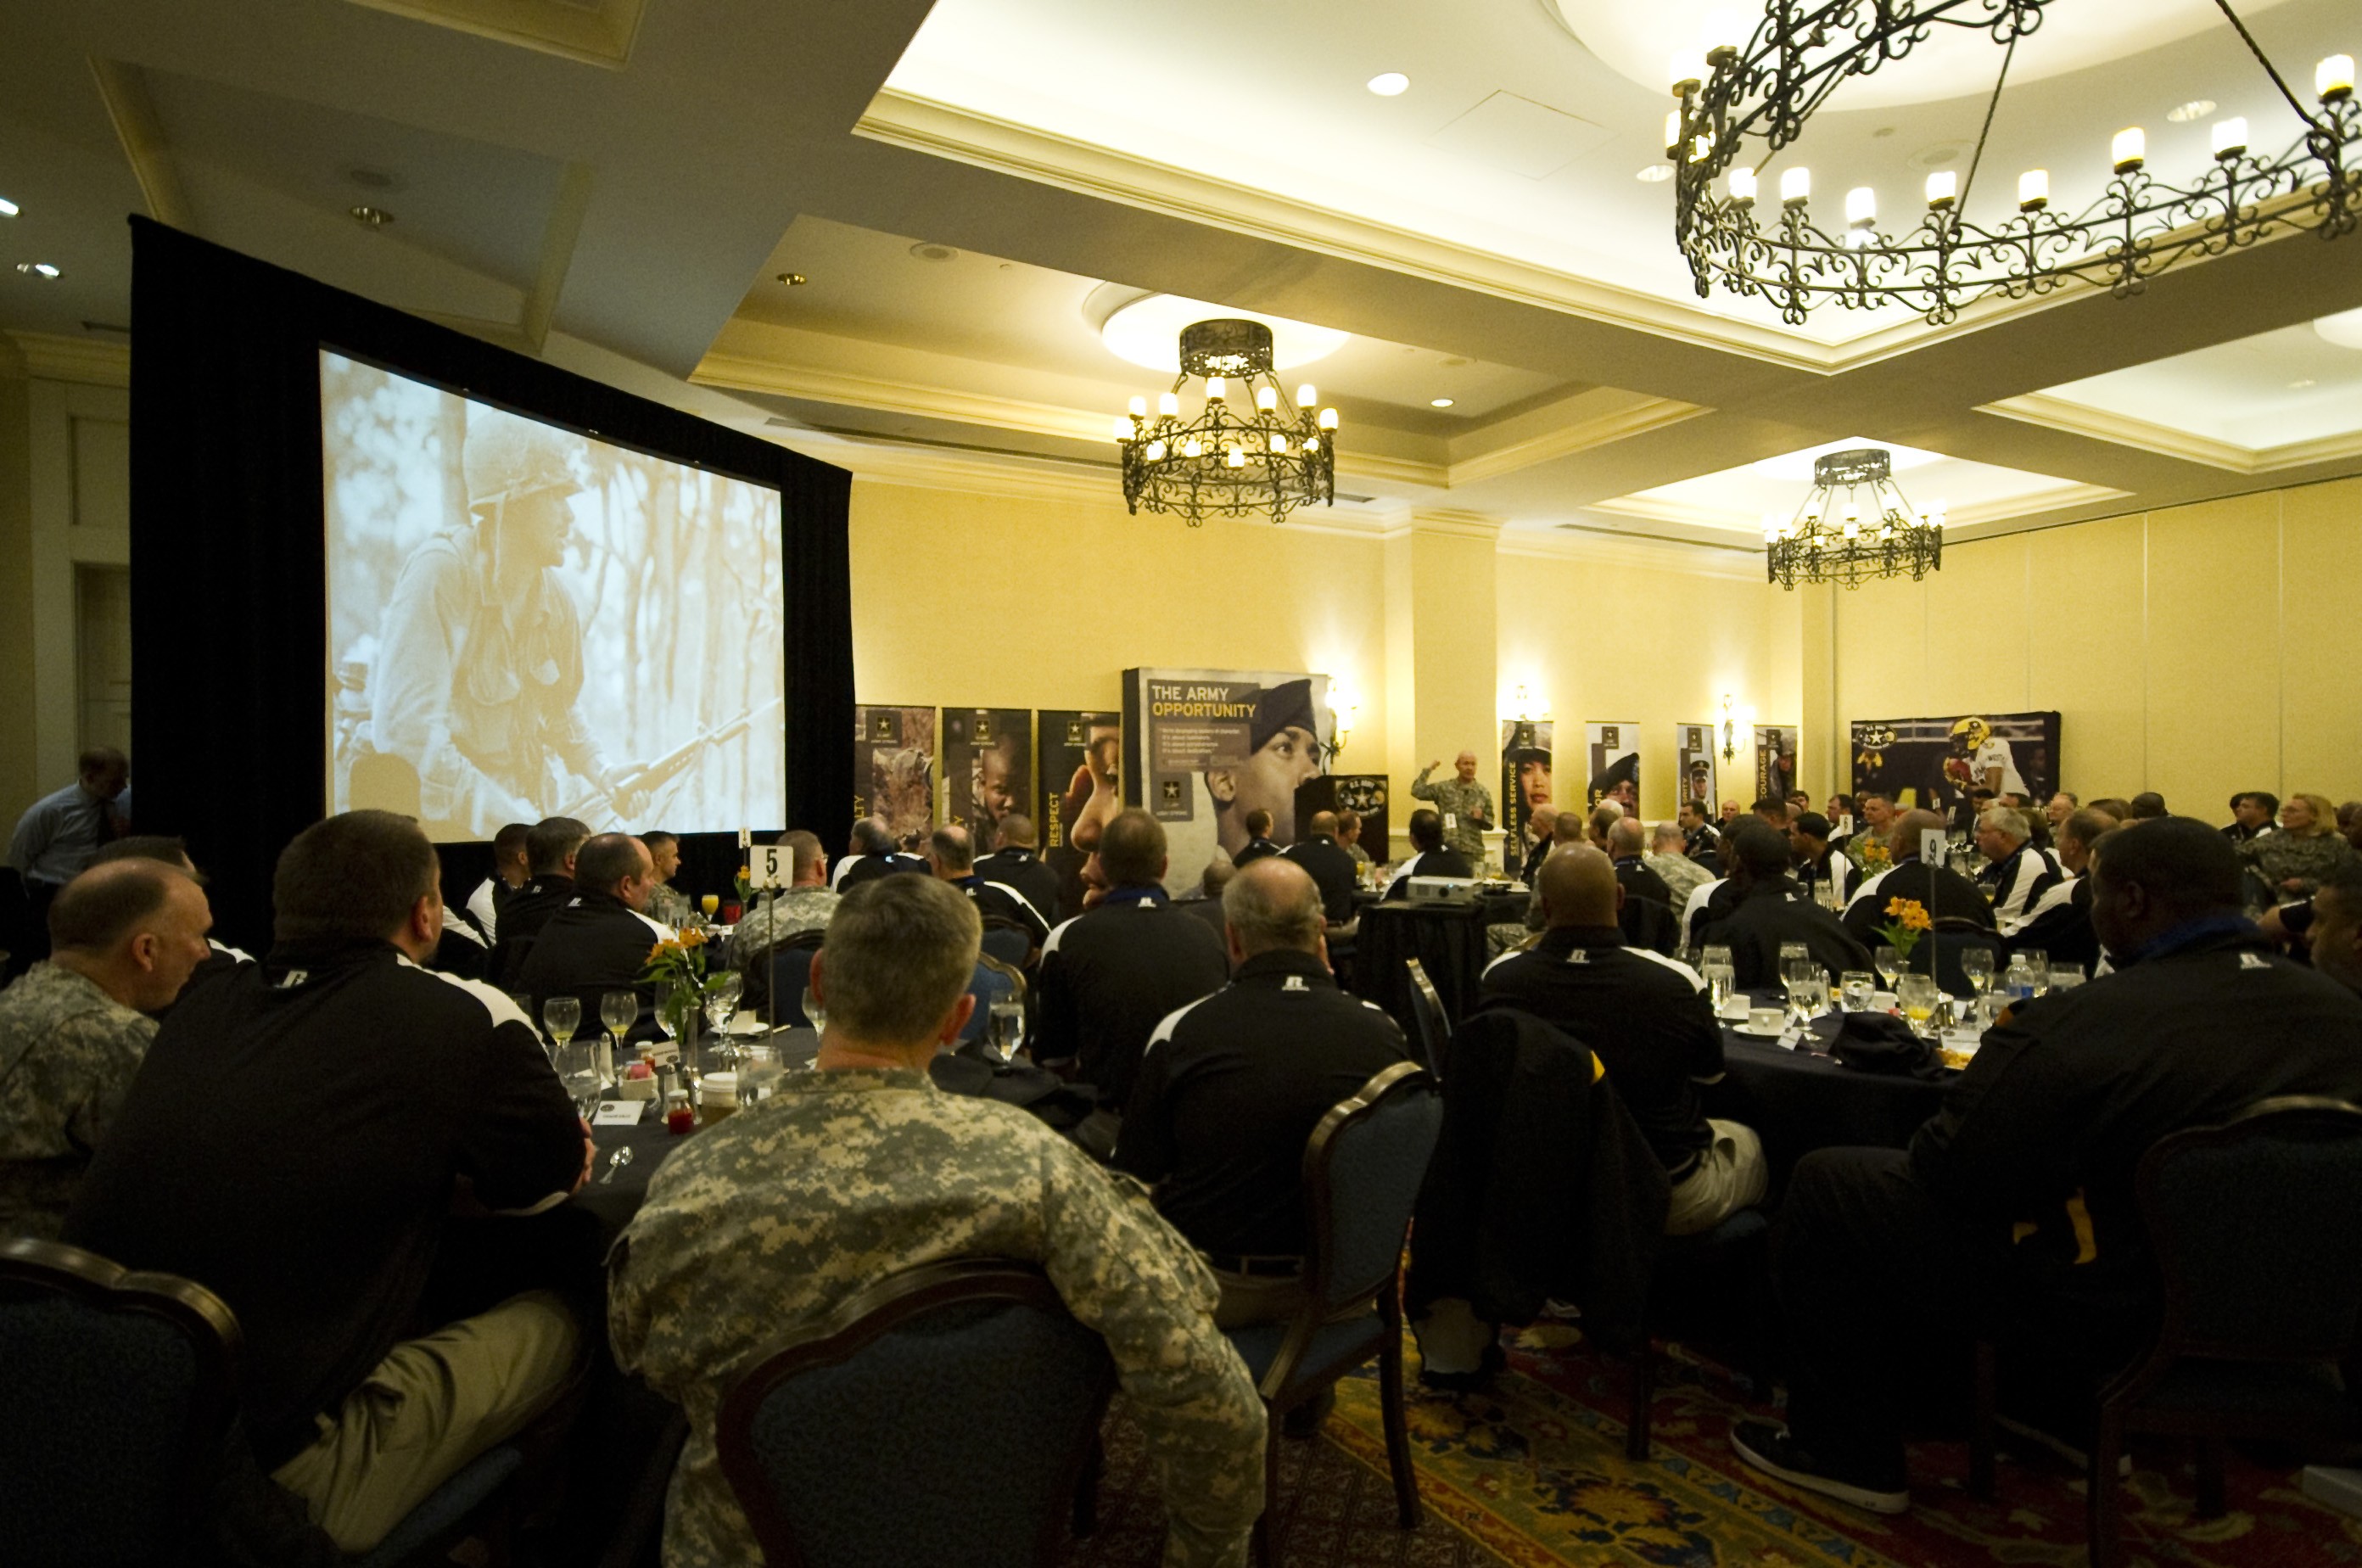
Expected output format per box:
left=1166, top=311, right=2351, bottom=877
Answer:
left=641, top=926, right=724, bottom=1039
left=1876, top=896, right=1932, bottom=965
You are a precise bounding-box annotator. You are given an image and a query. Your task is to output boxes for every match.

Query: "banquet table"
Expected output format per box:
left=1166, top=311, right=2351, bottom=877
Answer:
left=1351, top=888, right=1531, bottom=1035
left=1703, top=1009, right=1955, bottom=1191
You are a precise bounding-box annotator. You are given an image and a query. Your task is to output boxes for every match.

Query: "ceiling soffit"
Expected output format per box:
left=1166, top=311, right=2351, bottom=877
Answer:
left=340, top=0, right=649, bottom=67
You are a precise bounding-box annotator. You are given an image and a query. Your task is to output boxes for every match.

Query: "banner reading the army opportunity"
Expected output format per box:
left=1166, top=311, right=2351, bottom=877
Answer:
left=852, top=706, right=936, bottom=844
left=1585, top=722, right=1640, bottom=811
left=322, top=351, right=786, bottom=838
left=941, top=708, right=1032, bottom=848
left=1499, top=720, right=1554, bottom=875
left=1122, top=669, right=1333, bottom=896
left=1850, top=711, right=2061, bottom=824
left=1674, top=724, right=1719, bottom=812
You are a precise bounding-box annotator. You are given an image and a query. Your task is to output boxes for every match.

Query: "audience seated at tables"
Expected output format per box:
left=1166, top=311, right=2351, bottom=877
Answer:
left=2003, top=808, right=2107, bottom=972
left=1678, top=798, right=1721, bottom=864
left=0, top=859, right=212, bottom=1239
left=1517, top=804, right=1558, bottom=887
left=975, top=812, right=1062, bottom=923
left=640, top=829, right=691, bottom=929
left=1115, top=857, right=1408, bottom=1330
left=1521, top=810, right=1590, bottom=933
left=1335, top=807, right=1372, bottom=866
left=1788, top=812, right=1856, bottom=903
left=2303, top=858, right=2362, bottom=994
left=90, top=836, right=256, bottom=1000
left=1842, top=809, right=1995, bottom=944
left=66, top=810, right=590, bottom=1554
left=1696, top=823, right=1873, bottom=992
left=2043, top=791, right=2078, bottom=832
left=2239, top=791, right=2359, bottom=900
left=497, top=815, right=590, bottom=949
left=727, top=829, right=837, bottom=974
left=1584, top=800, right=1622, bottom=850
left=1606, top=817, right=1679, bottom=955
left=1973, top=805, right=2064, bottom=927
left=1383, top=809, right=1474, bottom=899
left=2085, top=797, right=2133, bottom=825
left=927, top=821, right=1049, bottom=951
left=1036, top=809, right=1229, bottom=1115
left=609, top=873, right=1264, bottom=1568
left=464, top=820, right=529, bottom=943
left=1283, top=809, right=1361, bottom=927
left=1231, top=808, right=1282, bottom=868
left=1173, top=853, right=1237, bottom=942
left=1733, top=817, right=2362, bottom=1515
left=1480, top=847, right=1766, bottom=1235
left=1646, top=820, right=1715, bottom=909
left=2220, top=790, right=2278, bottom=845
left=1843, top=791, right=1895, bottom=869
left=829, top=815, right=925, bottom=893
left=514, top=832, right=674, bottom=1026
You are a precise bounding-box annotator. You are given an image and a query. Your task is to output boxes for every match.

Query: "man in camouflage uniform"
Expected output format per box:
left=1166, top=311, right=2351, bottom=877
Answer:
left=613, top=874, right=1265, bottom=1568
left=0, top=859, right=213, bottom=1237
left=370, top=408, right=644, bottom=839
left=726, top=830, right=839, bottom=976
left=1411, top=751, right=1494, bottom=866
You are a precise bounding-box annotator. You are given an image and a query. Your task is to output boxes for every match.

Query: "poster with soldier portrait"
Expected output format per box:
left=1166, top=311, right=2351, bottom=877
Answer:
left=1585, top=722, right=1640, bottom=812
left=1122, top=668, right=1334, bottom=897
left=1038, top=710, right=1122, bottom=922
left=852, top=705, right=936, bottom=846
left=322, top=351, right=787, bottom=838
left=1850, top=711, right=2060, bottom=827
left=942, top=708, right=1033, bottom=850
left=1500, top=720, right=1554, bottom=873
left=1755, top=725, right=1800, bottom=803
left=1675, top=724, right=1720, bottom=813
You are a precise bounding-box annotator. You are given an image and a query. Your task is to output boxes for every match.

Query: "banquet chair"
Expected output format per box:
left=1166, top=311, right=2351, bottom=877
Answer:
left=753, top=929, right=827, bottom=1028
left=1222, top=1060, right=1441, bottom=1566
left=1923, top=918, right=2001, bottom=998
left=979, top=918, right=1033, bottom=972
left=1619, top=894, right=1680, bottom=957
left=715, top=1258, right=1115, bottom=1568
left=1404, top=959, right=1451, bottom=1082
left=955, top=955, right=1025, bottom=1054
left=1967, top=1096, right=2362, bottom=1568
left=0, top=1237, right=540, bottom=1568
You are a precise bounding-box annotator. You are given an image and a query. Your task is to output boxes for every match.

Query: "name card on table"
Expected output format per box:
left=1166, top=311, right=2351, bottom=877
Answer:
left=752, top=845, right=786, bottom=889
left=593, top=1100, right=646, bottom=1126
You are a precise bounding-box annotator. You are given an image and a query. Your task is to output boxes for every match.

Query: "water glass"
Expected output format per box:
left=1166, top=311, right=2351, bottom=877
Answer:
left=737, top=1044, right=782, bottom=1104
left=1896, top=973, right=1939, bottom=1037
left=988, top=998, right=1025, bottom=1062
left=2022, top=949, right=2051, bottom=995
left=703, top=971, right=744, bottom=1037
left=1957, top=948, right=1995, bottom=997
left=1778, top=942, right=1810, bottom=967
left=1839, top=970, right=1875, bottom=1011
left=1703, top=944, right=1734, bottom=972
left=553, top=1039, right=603, bottom=1120
left=2048, top=964, right=2086, bottom=992
left=1703, top=962, right=1737, bottom=1014
left=541, top=995, right=580, bottom=1061
left=1874, top=944, right=1903, bottom=987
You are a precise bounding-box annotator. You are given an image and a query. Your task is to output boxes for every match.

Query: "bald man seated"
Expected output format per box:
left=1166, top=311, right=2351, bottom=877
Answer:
left=1480, top=847, right=1767, bottom=1235
left=1842, top=809, right=1995, bottom=946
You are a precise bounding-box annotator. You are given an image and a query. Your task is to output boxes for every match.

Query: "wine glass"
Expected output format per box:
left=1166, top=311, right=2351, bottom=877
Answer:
left=703, top=971, right=744, bottom=1038
left=1896, top=974, right=1939, bottom=1037
left=2021, top=949, right=2051, bottom=995
left=988, top=998, right=1025, bottom=1063
left=1839, top=970, right=1875, bottom=1012
left=1873, top=944, right=1902, bottom=988
left=2048, top=964, right=2085, bottom=992
left=553, top=1039, right=603, bottom=1120
left=600, top=990, right=638, bottom=1046
left=541, top=995, right=580, bottom=1061
left=1778, top=942, right=1810, bottom=966
left=1957, top=948, right=1995, bottom=1000
left=1703, top=944, right=1734, bottom=972
left=1702, top=961, right=1737, bottom=1016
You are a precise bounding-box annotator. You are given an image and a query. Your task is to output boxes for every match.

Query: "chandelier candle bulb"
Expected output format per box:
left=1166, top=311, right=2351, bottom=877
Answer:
left=1318, top=407, right=1339, bottom=430
left=1845, top=186, right=1876, bottom=227
left=2213, top=117, right=2248, bottom=158
left=2018, top=169, right=2049, bottom=210
left=1145, top=440, right=1165, bottom=460
left=1729, top=165, right=1757, bottom=204
left=1665, top=109, right=1684, bottom=153
left=1255, top=384, right=1277, bottom=411
left=1224, top=447, right=1245, bottom=469
left=1111, top=416, right=1132, bottom=441
left=2112, top=127, right=2145, bottom=172
left=1781, top=165, right=1811, bottom=205
left=1182, top=437, right=1202, bottom=457
left=1128, top=395, right=1147, bottom=417
left=1268, top=434, right=1287, bottom=453
left=1670, top=51, right=1705, bottom=93
left=2321, top=54, right=2354, bottom=100
left=1925, top=170, right=1957, bottom=207
left=1203, top=376, right=1225, bottom=401
left=1296, top=384, right=1316, bottom=406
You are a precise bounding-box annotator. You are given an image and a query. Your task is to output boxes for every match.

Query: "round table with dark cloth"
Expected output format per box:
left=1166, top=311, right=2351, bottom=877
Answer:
left=1350, top=889, right=1531, bottom=1037
left=1703, top=1008, right=1955, bottom=1193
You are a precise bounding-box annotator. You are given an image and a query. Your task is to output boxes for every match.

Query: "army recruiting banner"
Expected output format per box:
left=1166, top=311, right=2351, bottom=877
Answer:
left=1585, top=722, right=1640, bottom=811
left=1500, top=720, right=1554, bottom=874
left=1037, top=710, right=1122, bottom=921
left=1755, top=725, right=1800, bottom=803
left=942, top=708, right=1033, bottom=848
left=851, top=706, right=936, bottom=843
left=1122, top=669, right=1334, bottom=895
left=1675, top=724, right=1719, bottom=812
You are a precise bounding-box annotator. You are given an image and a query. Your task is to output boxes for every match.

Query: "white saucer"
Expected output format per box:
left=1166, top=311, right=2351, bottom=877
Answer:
left=1732, top=1023, right=1788, bottom=1039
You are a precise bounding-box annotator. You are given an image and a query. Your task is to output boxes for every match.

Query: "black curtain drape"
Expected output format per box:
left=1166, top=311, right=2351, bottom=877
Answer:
left=128, top=219, right=853, bottom=949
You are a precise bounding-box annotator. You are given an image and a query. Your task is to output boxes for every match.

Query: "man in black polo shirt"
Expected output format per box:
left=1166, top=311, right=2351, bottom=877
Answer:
left=66, top=810, right=587, bottom=1554
left=976, top=813, right=1062, bottom=924
left=927, top=822, right=1049, bottom=951
left=1735, top=818, right=2362, bottom=1515
left=496, top=815, right=590, bottom=948
left=515, top=832, right=673, bottom=1024
left=830, top=816, right=923, bottom=893
left=1232, top=809, right=1282, bottom=868
left=1116, top=856, right=1408, bottom=1327
left=1788, top=812, right=1856, bottom=904
left=1381, top=809, right=1473, bottom=899
left=1697, top=822, right=1872, bottom=989
left=1479, top=846, right=1766, bottom=1235
left=1281, top=809, right=1360, bottom=927
left=1036, top=809, right=1228, bottom=1112
left=1842, top=809, right=1994, bottom=944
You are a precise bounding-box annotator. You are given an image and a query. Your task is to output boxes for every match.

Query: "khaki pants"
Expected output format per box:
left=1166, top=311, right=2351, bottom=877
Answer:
left=1664, top=1119, right=1769, bottom=1236
left=271, top=1291, right=581, bottom=1554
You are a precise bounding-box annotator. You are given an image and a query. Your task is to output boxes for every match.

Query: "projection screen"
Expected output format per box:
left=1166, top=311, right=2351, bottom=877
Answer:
left=322, top=350, right=786, bottom=838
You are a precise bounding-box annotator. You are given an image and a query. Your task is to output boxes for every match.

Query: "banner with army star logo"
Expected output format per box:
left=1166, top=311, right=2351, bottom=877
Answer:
left=1584, top=722, right=1640, bottom=812
left=942, top=708, right=1033, bottom=850
left=1850, top=711, right=2061, bottom=827
left=851, top=706, right=936, bottom=845
left=1122, top=669, right=1334, bottom=896
left=1038, top=710, right=1122, bottom=921
left=1755, top=725, right=1800, bottom=803
left=1500, top=720, right=1554, bottom=875
left=1675, top=723, right=1719, bottom=812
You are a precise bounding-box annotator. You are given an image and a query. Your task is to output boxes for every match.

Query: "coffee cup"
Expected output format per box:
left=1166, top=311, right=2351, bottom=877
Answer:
left=1747, top=1006, right=1786, bottom=1033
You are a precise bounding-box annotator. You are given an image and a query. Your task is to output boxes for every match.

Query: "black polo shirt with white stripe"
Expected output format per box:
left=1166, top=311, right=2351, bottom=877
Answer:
left=1113, top=947, right=1408, bottom=1257
left=976, top=847, right=1061, bottom=930
left=1478, top=924, right=1724, bottom=1179
left=1035, top=888, right=1229, bottom=1108
left=955, top=873, right=1049, bottom=947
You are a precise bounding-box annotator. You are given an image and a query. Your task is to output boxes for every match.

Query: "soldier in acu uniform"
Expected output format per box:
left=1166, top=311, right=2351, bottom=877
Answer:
left=370, top=410, right=645, bottom=839
left=1411, top=751, right=1494, bottom=865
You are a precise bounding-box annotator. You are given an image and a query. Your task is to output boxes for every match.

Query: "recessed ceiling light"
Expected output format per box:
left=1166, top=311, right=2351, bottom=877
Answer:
left=909, top=243, right=958, bottom=261
left=2166, top=98, right=2217, bottom=122
left=775, top=272, right=807, bottom=286
left=1430, top=397, right=1456, bottom=408
left=16, top=261, right=59, bottom=278
left=345, top=167, right=398, bottom=191
left=1636, top=164, right=1673, bottom=182
left=349, top=205, right=394, bottom=227
left=0, top=196, right=18, bottom=218
left=1367, top=72, right=1410, bottom=97
left=2288, top=378, right=2318, bottom=389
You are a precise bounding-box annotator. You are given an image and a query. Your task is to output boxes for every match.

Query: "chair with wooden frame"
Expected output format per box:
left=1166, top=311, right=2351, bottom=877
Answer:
left=1403, top=958, right=1452, bottom=1083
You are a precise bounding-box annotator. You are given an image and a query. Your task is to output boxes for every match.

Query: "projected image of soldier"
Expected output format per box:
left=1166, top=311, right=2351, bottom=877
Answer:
left=369, top=411, right=646, bottom=838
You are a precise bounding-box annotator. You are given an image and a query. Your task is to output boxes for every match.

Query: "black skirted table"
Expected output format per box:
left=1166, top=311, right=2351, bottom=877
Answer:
left=1350, top=889, right=1531, bottom=1036
left=1704, top=1011, right=1954, bottom=1191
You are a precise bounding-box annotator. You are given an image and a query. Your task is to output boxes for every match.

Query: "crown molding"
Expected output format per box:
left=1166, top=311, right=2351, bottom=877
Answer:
left=6, top=331, right=131, bottom=388
left=1446, top=394, right=1708, bottom=487
left=1586, top=473, right=2129, bottom=535
left=89, top=59, right=193, bottom=231
left=1498, top=524, right=1766, bottom=580
left=1385, top=507, right=1504, bottom=542
left=1978, top=393, right=2362, bottom=477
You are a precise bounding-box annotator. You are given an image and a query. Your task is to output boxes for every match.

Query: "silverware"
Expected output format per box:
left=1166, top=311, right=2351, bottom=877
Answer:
left=600, top=1145, right=635, bottom=1184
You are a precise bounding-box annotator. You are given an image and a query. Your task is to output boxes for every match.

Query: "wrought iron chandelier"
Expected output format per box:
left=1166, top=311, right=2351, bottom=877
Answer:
left=1766, top=448, right=1945, bottom=589
left=1665, top=1, right=2358, bottom=325
left=1115, top=319, right=1338, bottom=525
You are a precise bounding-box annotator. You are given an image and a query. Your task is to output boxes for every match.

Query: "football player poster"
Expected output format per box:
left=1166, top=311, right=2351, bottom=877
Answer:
left=1850, top=711, right=2061, bottom=827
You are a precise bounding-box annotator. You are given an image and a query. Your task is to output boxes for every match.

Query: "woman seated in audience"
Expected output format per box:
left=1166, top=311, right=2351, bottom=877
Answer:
left=2241, top=792, right=2359, bottom=900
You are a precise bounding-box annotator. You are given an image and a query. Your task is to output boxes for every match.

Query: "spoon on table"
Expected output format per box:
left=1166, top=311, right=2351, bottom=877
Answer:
left=600, top=1145, right=635, bottom=1184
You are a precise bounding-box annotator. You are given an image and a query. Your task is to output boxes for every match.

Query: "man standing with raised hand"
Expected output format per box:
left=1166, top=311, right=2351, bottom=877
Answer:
left=1411, top=751, right=1493, bottom=866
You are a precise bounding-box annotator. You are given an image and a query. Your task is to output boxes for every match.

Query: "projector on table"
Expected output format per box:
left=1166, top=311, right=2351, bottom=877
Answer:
left=1406, top=876, right=1478, bottom=905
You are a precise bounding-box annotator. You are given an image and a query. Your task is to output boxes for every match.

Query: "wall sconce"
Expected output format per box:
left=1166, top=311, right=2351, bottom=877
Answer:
left=1721, top=694, right=1738, bottom=763
left=1329, top=680, right=1357, bottom=761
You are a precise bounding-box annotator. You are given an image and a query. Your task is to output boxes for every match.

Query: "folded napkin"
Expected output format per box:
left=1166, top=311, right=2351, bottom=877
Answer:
left=1829, top=1012, right=1946, bottom=1078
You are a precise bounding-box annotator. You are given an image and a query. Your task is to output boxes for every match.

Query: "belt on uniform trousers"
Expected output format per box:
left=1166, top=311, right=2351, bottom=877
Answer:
left=1201, top=1252, right=1307, bottom=1279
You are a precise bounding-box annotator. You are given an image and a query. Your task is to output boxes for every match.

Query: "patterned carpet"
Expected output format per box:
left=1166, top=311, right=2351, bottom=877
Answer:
left=1065, top=1325, right=2361, bottom=1568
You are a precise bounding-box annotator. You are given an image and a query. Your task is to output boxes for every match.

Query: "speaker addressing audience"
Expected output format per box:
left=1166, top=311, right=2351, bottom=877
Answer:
left=609, top=872, right=1265, bottom=1567
left=1733, top=816, right=2362, bottom=1515
left=0, top=859, right=213, bottom=1238
left=1409, top=752, right=1492, bottom=863
left=65, top=809, right=590, bottom=1554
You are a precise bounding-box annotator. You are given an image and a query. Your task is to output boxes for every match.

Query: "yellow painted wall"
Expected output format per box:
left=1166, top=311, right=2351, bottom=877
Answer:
left=1825, top=474, right=2362, bottom=813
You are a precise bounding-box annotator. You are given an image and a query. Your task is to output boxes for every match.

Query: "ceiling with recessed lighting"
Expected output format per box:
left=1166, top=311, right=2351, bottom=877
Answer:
left=1, top=0, right=2359, bottom=560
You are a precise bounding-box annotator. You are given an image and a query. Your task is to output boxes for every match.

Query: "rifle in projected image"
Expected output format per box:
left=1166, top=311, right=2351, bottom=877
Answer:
left=556, top=697, right=785, bottom=821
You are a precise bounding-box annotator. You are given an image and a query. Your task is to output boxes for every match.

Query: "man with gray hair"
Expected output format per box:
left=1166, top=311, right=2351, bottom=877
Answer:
left=729, top=829, right=837, bottom=977
left=1411, top=751, right=1493, bottom=863
left=614, top=875, right=1267, bottom=1566
left=1116, top=856, right=1411, bottom=1330
left=1973, top=804, right=2063, bottom=927
left=1647, top=820, right=1716, bottom=909
left=830, top=815, right=923, bottom=893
